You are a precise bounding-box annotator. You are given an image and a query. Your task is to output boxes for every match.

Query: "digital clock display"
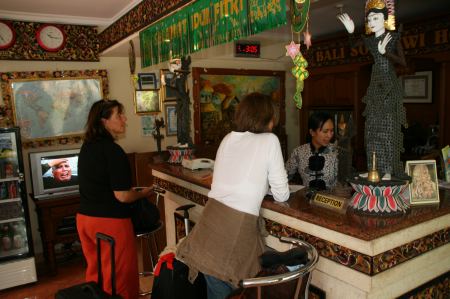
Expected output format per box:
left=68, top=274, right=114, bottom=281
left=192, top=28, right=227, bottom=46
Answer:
left=234, top=41, right=260, bottom=58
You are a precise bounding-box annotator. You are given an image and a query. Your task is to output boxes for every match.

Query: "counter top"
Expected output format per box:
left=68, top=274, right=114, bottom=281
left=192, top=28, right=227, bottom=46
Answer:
left=151, top=162, right=450, bottom=241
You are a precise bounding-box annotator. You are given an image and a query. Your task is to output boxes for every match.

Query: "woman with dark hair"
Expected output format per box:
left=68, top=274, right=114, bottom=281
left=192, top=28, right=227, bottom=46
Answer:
left=176, top=92, right=290, bottom=299
left=337, top=0, right=407, bottom=177
left=77, top=99, right=154, bottom=299
left=286, top=112, right=338, bottom=190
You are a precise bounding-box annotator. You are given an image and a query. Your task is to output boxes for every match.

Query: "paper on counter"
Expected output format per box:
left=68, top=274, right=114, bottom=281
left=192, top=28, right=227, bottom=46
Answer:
left=267, top=184, right=305, bottom=196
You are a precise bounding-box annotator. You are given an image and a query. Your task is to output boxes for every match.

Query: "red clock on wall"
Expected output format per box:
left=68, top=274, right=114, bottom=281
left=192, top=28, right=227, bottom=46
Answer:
left=0, top=21, right=16, bottom=50
left=234, top=41, right=261, bottom=58
left=36, top=24, right=66, bottom=52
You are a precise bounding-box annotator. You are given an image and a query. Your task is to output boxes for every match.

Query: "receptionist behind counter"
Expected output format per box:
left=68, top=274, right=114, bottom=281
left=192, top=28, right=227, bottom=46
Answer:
left=286, top=112, right=338, bottom=190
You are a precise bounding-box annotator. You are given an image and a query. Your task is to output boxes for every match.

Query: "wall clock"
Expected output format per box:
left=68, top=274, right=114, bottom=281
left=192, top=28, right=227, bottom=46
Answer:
left=36, top=24, right=66, bottom=52
left=0, top=21, right=16, bottom=50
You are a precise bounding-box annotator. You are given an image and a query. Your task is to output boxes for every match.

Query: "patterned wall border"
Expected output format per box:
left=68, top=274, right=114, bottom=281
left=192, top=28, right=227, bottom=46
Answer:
left=0, top=21, right=99, bottom=61
left=153, top=176, right=209, bottom=206
left=98, top=0, right=194, bottom=52
left=266, top=219, right=450, bottom=276
left=154, top=176, right=450, bottom=276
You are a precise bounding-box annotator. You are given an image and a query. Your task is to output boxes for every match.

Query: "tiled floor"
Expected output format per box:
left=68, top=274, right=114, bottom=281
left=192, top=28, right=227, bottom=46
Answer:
left=0, top=256, right=85, bottom=299
left=0, top=255, right=154, bottom=299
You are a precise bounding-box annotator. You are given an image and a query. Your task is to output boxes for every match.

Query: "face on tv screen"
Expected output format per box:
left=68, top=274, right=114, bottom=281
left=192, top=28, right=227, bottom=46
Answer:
left=41, top=155, right=79, bottom=190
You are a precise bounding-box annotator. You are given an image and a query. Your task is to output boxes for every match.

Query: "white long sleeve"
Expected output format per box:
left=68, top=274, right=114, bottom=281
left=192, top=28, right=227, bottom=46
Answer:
left=209, top=131, right=290, bottom=216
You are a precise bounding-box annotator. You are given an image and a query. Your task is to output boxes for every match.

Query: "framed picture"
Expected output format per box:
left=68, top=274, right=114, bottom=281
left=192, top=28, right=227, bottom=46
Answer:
left=160, top=69, right=178, bottom=101
left=138, top=73, right=157, bottom=90
left=164, top=102, right=177, bottom=136
left=1, top=69, right=108, bottom=147
left=405, top=160, right=440, bottom=205
left=134, top=89, right=161, bottom=114
left=192, top=67, right=285, bottom=146
left=402, top=71, right=432, bottom=103
left=141, top=115, right=156, bottom=136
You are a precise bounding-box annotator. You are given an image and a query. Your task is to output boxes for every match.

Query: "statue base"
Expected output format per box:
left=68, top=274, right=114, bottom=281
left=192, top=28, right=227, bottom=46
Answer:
left=348, top=177, right=410, bottom=217
left=167, top=146, right=195, bottom=164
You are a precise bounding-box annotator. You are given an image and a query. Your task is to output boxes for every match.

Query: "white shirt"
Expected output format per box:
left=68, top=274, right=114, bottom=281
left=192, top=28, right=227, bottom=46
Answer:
left=208, top=131, right=290, bottom=216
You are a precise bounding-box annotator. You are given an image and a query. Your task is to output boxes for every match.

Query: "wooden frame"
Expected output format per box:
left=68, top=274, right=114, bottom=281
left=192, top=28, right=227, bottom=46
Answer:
left=1, top=70, right=108, bottom=147
left=405, top=160, right=440, bottom=205
left=134, top=89, right=161, bottom=114
left=402, top=71, right=432, bottom=103
left=164, top=102, right=177, bottom=136
left=192, top=67, right=285, bottom=146
left=138, top=72, right=157, bottom=90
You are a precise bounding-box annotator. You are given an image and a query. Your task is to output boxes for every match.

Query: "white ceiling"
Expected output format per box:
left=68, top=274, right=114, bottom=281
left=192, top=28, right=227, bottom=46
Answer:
left=0, top=0, right=449, bottom=57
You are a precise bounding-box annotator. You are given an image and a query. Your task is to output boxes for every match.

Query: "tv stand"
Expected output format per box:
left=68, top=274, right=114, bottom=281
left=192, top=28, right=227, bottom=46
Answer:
left=31, top=193, right=81, bottom=275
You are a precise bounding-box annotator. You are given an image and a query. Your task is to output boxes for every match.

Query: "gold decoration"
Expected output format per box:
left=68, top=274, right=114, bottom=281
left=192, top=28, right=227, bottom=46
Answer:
left=365, top=0, right=386, bottom=12
left=364, top=0, right=396, bottom=34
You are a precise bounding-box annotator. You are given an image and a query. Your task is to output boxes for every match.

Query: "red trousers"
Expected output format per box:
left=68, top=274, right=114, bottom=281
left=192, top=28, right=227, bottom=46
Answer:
left=76, top=214, right=139, bottom=299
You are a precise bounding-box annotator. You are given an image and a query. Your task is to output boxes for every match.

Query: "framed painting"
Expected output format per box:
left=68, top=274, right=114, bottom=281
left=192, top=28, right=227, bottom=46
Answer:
left=405, top=160, right=440, bottom=205
left=0, top=70, right=108, bottom=148
left=192, top=67, right=285, bottom=146
left=402, top=71, right=432, bottom=103
left=164, top=102, right=177, bottom=136
left=134, top=89, right=161, bottom=114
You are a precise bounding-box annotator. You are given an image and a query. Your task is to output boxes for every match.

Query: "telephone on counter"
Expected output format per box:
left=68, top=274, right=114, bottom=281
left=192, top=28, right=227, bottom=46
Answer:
left=182, top=158, right=215, bottom=170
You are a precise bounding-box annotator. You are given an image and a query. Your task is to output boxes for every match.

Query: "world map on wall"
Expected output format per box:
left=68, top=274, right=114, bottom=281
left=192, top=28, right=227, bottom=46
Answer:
left=12, top=78, right=102, bottom=140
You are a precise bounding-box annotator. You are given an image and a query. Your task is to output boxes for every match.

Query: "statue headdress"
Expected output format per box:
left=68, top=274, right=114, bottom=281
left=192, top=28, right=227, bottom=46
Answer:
left=365, top=0, right=396, bottom=34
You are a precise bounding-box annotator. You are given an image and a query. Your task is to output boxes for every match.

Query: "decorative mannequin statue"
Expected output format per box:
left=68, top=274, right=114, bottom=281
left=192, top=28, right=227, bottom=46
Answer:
left=337, top=0, right=407, bottom=178
left=152, top=117, right=165, bottom=154
left=164, top=56, right=193, bottom=147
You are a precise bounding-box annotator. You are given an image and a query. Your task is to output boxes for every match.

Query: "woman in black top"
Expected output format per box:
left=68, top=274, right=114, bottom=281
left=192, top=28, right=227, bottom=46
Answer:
left=77, top=99, right=153, bottom=299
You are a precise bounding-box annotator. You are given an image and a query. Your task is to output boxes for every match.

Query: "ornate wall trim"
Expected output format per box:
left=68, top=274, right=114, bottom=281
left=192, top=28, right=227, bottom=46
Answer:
left=0, top=21, right=99, bottom=61
left=98, top=0, right=194, bottom=52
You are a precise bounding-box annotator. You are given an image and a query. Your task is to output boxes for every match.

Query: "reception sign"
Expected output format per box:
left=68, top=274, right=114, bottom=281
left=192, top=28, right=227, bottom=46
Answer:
left=140, top=0, right=287, bottom=67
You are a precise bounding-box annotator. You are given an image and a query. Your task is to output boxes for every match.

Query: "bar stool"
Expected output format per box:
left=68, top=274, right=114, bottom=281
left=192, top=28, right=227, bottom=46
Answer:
left=136, top=186, right=165, bottom=297
left=227, top=236, right=319, bottom=299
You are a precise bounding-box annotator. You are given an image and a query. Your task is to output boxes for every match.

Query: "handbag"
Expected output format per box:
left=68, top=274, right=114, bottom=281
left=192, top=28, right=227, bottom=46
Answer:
left=130, top=197, right=160, bottom=233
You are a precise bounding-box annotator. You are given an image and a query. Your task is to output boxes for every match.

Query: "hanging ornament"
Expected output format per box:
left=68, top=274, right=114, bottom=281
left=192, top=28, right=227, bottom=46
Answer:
left=285, top=41, right=300, bottom=59
left=291, top=0, right=310, bottom=33
left=303, top=22, right=312, bottom=50
left=291, top=51, right=309, bottom=109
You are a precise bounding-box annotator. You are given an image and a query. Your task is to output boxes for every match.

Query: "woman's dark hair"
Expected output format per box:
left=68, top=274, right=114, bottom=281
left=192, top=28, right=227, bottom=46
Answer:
left=306, top=112, right=333, bottom=142
left=84, top=99, right=124, bottom=142
left=366, top=7, right=388, bottom=20
left=234, top=92, right=276, bottom=133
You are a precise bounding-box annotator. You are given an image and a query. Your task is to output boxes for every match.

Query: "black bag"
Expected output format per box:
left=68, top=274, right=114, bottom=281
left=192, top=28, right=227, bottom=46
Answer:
left=151, top=252, right=207, bottom=299
left=130, top=197, right=160, bottom=233
left=55, top=233, right=122, bottom=299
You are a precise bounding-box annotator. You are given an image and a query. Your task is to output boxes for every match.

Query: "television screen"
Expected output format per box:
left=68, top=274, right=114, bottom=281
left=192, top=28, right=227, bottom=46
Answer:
left=29, top=149, right=80, bottom=199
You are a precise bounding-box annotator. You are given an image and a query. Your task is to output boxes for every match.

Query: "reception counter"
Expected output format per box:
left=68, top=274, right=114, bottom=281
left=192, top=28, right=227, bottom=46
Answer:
left=151, top=162, right=450, bottom=298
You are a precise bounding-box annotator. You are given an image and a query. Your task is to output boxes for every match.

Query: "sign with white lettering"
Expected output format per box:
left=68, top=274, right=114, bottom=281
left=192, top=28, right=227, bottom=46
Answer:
left=311, top=192, right=348, bottom=214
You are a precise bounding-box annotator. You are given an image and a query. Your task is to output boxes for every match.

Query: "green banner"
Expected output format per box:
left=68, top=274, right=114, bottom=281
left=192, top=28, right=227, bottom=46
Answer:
left=248, top=0, right=287, bottom=35
left=140, top=0, right=287, bottom=67
left=210, top=0, right=249, bottom=46
left=189, top=0, right=212, bottom=53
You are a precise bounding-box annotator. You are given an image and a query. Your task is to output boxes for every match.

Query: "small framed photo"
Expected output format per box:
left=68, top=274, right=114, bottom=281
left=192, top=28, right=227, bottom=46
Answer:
left=160, top=69, right=178, bottom=101
left=138, top=73, right=157, bottom=90
left=405, top=160, right=440, bottom=205
left=402, top=71, right=432, bottom=103
left=165, top=102, right=177, bottom=136
left=134, top=89, right=161, bottom=115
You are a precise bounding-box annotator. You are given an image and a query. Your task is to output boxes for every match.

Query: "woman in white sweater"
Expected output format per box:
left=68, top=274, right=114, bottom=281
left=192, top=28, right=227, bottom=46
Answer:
left=177, top=92, right=290, bottom=299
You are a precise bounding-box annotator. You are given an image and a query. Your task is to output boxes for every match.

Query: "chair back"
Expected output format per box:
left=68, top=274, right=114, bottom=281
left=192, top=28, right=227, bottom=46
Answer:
left=231, top=236, right=319, bottom=299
